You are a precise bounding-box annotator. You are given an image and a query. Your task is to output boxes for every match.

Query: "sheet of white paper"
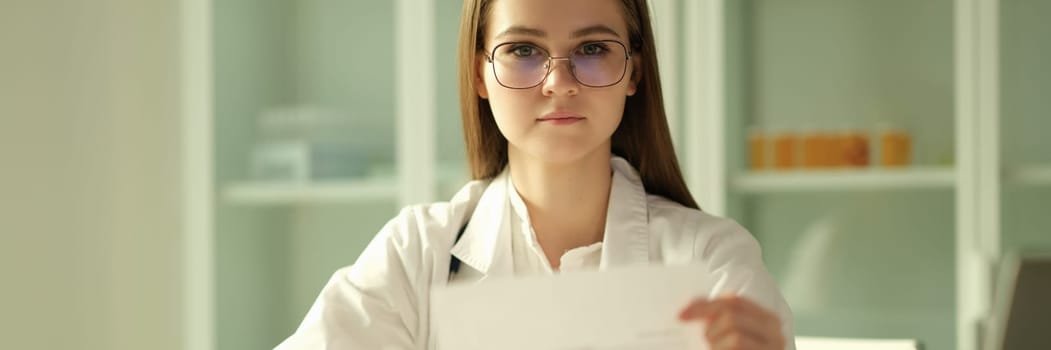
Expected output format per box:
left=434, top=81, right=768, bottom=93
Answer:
left=431, top=264, right=714, bottom=350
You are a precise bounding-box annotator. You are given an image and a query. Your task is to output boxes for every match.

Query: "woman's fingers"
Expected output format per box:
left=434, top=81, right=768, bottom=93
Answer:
left=679, top=295, right=776, bottom=324
left=704, top=302, right=772, bottom=342
left=704, top=305, right=784, bottom=349
left=709, top=329, right=765, bottom=350
left=678, top=295, right=785, bottom=350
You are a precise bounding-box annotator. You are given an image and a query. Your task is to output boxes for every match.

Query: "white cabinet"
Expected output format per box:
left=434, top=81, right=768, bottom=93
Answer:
left=682, top=1, right=1049, bottom=350
left=183, top=1, right=467, bottom=349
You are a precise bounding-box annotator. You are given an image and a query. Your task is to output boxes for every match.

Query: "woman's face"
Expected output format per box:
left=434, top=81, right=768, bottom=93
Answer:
left=478, top=0, right=639, bottom=165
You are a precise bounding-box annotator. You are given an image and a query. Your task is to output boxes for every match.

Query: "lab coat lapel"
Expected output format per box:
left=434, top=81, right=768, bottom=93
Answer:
left=600, top=157, right=652, bottom=269
left=449, top=169, right=514, bottom=280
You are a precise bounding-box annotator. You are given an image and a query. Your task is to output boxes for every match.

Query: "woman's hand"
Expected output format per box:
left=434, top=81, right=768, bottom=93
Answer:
left=678, top=295, right=785, bottom=350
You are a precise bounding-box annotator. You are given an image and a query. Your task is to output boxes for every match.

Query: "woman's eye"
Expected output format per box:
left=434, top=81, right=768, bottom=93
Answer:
left=510, top=45, right=538, bottom=57
left=578, top=43, right=609, bottom=56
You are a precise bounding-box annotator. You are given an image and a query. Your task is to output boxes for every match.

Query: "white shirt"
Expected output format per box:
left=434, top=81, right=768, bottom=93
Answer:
left=507, top=170, right=603, bottom=275
left=276, top=156, right=796, bottom=350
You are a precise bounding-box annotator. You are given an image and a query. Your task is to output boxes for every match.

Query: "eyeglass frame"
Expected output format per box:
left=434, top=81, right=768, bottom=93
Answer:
left=481, top=39, right=633, bottom=89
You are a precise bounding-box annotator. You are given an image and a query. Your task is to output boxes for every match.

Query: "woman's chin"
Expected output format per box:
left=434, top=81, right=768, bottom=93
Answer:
left=522, top=142, right=610, bottom=166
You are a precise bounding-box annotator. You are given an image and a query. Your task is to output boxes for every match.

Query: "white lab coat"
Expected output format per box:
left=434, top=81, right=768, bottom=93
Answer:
left=276, top=157, right=796, bottom=350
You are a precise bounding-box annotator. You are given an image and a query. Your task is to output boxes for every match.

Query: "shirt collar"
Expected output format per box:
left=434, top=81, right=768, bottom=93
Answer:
left=599, top=156, right=651, bottom=268
left=507, top=171, right=532, bottom=229
left=450, top=156, right=652, bottom=277
left=450, top=168, right=514, bottom=278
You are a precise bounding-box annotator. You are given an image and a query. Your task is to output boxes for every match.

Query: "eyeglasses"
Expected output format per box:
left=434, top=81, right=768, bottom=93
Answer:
left=483, top=40, right=632, bottom=89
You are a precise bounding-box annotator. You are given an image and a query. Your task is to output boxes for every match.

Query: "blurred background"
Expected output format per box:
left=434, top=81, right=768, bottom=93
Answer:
left=1, top=0, right=1047, bottom=350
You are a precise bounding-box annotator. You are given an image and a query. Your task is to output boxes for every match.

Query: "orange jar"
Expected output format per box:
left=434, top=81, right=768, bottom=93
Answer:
left=841, top=131, right=871, bottom=167
left=880, top=128, right=911, bottom=167
left=829, top=133, right=848, bottom=168
left=773, top=132, right=799, bottom=170
left=801, top=131, right=830, bottom=169
left=748, top=129, right=769, bottom=171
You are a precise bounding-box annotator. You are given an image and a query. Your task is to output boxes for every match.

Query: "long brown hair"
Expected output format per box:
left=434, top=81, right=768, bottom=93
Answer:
left=457, top=0, right=699, bottom=210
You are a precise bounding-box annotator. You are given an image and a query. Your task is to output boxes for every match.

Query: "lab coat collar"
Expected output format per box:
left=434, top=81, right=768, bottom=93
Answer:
left=599, top=157, right=652, bottom=269
left=449, top=168, right=514, bottom=279
left=449, top=156, right=652, bottom=279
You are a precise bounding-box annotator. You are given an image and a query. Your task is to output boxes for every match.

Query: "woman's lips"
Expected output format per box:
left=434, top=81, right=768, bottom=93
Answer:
left=538, top=112, right=585, bottom=125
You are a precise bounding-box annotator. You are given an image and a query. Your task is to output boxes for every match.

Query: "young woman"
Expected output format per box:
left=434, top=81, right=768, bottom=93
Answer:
left=277, top=0, right=794, bottom=349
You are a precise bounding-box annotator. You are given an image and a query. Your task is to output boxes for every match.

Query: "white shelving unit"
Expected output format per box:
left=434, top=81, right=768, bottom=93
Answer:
left=732, top=167, right=956, bottom=193
left=683, top=1, right=1000, bottom=350
left=183, top=0, right=448, bottom=349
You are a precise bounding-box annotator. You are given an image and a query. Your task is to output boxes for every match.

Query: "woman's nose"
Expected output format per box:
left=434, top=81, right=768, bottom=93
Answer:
left=542, top=58, right=579, bottom=96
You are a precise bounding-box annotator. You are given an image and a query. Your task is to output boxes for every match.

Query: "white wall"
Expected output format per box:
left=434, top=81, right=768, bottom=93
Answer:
left=0, top=1, right=184, bottom=349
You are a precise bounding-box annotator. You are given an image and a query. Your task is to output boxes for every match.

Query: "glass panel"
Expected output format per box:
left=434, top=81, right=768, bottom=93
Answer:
left=725, top=1, right=955, bottom=349
left=748, top=192, right=955, bottom=346
left=733, top=0, right=955, bottom=172
left=1000, top=0, right=1051, bottom=253
left=213, top=1, right=399, bottom=349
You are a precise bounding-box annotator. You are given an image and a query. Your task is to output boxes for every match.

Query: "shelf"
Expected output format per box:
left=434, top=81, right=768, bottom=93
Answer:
left=1007, top=164, right=1051, bottom=186
left=224, top=163, right=470, bottom=205
left=732, top=167, right=956, bottom=193
left=224, top=177, right=398, bottom=204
